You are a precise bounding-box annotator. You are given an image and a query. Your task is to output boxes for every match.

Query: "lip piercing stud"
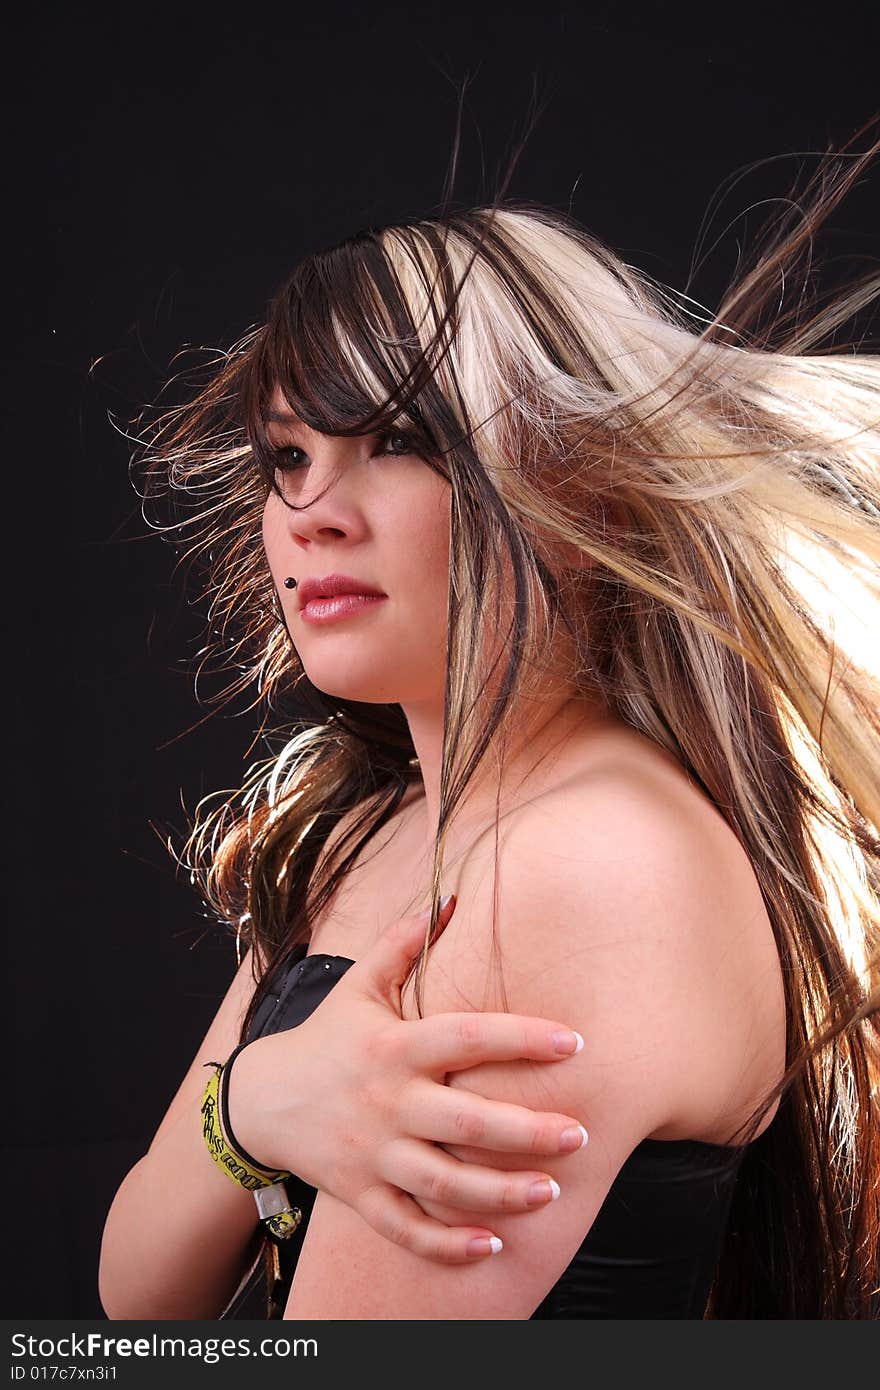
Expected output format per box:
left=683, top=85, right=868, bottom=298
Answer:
left=284, top=578, right=298, bottom=589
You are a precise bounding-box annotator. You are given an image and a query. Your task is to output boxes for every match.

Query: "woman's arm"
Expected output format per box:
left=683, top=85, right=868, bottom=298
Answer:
left=225, top=904, right=589, bottom=1259
left=99, top=905, right=589, bottom=1317
left=98, top=945, right=266, bottom=1319
left=282, top=773, right=755, bottom=1319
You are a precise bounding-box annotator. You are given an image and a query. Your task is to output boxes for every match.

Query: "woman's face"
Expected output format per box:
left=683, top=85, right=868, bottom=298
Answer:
left=262, top=387, right=452, bottom=706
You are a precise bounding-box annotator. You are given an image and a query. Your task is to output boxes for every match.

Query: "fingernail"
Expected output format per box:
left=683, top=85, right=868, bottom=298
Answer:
left=527, top=1178, right=561, bottom=1205
left=467, top=1234, right=503, bottom=1256
left=559, top=1124, right=589, bottom=1151
left=552, top=1030, right=584, bottom=1055
left=440, top=893, right=454, bottom=912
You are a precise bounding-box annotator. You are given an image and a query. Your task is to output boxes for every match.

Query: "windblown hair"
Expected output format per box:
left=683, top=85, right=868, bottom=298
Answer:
left=136, top=127, right=880, bottom=1317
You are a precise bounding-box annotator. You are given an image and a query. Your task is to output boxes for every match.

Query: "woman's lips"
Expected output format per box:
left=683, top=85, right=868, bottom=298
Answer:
left=299, top=593, right=388, bottom=624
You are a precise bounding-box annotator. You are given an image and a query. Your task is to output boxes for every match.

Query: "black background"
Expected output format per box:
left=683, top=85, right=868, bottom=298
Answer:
left=6, top=2, right=879, bottom=1317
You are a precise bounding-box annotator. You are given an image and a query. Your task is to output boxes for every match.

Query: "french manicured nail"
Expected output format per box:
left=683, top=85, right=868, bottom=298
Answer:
left=552, top=1030, right=584, bottom=1055
left=527, top=1178, right=561, bottom=1205
left=467, top=1235, right=503, bottom=1256
left=559, top=1124, right=589, bottom=1152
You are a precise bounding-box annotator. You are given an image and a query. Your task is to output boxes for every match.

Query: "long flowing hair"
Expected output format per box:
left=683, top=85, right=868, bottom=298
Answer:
left=134, top=125, right=880, bottom=1317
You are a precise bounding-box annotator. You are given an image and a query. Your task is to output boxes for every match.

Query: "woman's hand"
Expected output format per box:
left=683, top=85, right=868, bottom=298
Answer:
left=227, top=895, right=590, bottom=1264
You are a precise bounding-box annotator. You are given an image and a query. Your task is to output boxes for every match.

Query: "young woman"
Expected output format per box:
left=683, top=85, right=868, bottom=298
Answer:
left=100, top=130, right=880, bottom=1319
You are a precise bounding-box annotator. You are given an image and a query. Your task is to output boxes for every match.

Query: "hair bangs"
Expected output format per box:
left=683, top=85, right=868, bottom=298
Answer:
left=241, top=232, right=470, bottom=497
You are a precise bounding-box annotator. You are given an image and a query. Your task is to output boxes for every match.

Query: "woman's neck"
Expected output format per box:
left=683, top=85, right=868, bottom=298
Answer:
left=405, top=694, right=619, bottom=864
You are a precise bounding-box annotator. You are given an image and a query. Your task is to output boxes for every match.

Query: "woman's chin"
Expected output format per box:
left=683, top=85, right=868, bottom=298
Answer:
left=305, top=671, right=402, bottom=705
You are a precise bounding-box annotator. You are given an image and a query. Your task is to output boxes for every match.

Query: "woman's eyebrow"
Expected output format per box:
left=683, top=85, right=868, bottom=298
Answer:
left=262, top=412, right=389, bottom=441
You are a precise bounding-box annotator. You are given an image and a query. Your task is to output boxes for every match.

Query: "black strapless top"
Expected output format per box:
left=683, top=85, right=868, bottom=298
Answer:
left=236, top=942, right=748, bottom=1319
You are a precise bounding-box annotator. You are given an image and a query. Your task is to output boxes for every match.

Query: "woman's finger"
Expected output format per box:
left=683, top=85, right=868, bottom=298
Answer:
left=378, top=1135, right=562, bottom=1213
left=354, top=895, right=458, bottom=1007
left=400, top=1009, right=584, bottom=1074
left=401, top=1077, right=589, bottom=1156
left=357, top=1182, right=504, bottom=1264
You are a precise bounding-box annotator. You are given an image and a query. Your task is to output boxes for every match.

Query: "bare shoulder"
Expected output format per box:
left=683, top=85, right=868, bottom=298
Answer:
left=404, top=725, right=784, bottom=1147
left=550, top=726, right=785, bottom=1142
left=284, top=732, right=785, bottom=1318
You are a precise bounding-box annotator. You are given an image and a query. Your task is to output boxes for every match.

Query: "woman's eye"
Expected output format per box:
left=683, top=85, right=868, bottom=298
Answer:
left=378, top=430, right=417, bottom=456
left=271, top=431, right=417, bottom=473
left=273, top=445, right=306, bottom=472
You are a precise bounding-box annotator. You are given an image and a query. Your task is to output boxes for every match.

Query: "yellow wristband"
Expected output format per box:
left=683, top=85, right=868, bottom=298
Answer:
left=201, top=1057, right=302, bottom=1241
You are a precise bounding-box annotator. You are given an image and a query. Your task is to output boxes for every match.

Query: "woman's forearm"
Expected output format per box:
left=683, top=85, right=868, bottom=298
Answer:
left=99, top=1090, right=262, bottom=1320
